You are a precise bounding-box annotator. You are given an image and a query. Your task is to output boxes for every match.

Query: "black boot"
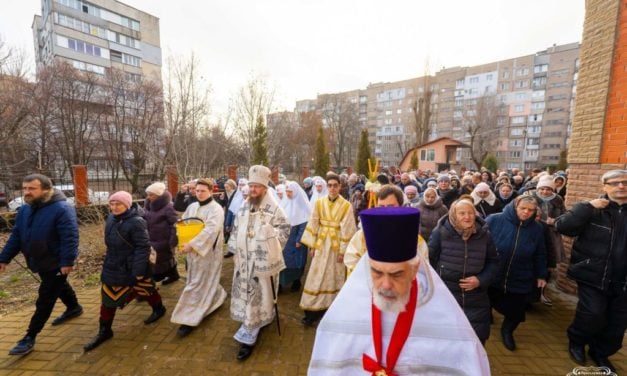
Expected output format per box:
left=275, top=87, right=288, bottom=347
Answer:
left=84, top=320, right=113, bottom=352
left=237, top=343, right=254, bottom=361
left=500, top=318, right=519, bottom=351
left=162, top=267, right=180, bottom=285
left=144, top=304, right=166, bottom=324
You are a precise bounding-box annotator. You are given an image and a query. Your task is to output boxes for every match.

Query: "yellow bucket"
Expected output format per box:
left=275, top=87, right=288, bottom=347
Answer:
left=176, top=217, right=205, bottom=249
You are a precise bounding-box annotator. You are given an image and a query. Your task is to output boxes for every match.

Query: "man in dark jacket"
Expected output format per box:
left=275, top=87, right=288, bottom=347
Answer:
left=555, top=169, right=627, bottom=372
left=0, top=174, right=82, bottom=356
left=173, top=179, right=198, bottom=212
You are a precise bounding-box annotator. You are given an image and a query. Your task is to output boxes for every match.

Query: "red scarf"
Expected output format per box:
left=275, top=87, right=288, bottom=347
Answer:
left=363, top=279, right=418, bottom=376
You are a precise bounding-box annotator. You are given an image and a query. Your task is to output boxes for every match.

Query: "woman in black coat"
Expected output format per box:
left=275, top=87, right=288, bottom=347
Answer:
left=486, top=195, right=548, bottom=351
left=84, top=191, right=167, bottom=352
left=428, top=199, right=500, bottom=344
left=144, top=183, right=179, bottom=284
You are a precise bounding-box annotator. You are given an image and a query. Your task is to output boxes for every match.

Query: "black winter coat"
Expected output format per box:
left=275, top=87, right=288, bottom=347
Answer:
left=428, top=215, right=500, bottom=341
left=556, top=195, right=627, bottom=291
left=143, top=192, right=178, bottom=274
left=486, top=202, right=547, bottom=294
left=102, top=207, right=151, bottom=286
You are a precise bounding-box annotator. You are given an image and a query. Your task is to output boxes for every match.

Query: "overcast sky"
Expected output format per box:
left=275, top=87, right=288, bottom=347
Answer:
left=1, top=0, right=585, bottom=115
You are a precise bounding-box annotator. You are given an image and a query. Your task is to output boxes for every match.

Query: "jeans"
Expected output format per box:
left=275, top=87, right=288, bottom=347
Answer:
left=27, top=269, right=79, bottom=337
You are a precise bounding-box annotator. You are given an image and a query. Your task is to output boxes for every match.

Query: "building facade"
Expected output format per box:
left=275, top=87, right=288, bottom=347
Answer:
left=32, top=0, right=162, bottom=81
left=278, top=42, right=579, bottom=171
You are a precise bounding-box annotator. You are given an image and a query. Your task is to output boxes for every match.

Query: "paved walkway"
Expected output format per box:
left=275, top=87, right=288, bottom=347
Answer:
left=0, top=258, right=625, bottom=375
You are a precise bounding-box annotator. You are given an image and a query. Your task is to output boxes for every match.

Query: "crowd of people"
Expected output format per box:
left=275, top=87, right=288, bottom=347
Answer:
left=0, top=166, right=625, bottom=374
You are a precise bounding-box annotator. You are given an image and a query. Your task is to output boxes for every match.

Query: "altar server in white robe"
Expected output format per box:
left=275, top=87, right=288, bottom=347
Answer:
left=308, top=206, right=490, bottom=376
left=171, top=178, right=227, bottom=337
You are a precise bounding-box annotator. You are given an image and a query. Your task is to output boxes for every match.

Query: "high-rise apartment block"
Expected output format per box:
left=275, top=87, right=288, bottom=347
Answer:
left=32, top=0, right=162, bottom=81
left=285, top=43, right=579, bottom=171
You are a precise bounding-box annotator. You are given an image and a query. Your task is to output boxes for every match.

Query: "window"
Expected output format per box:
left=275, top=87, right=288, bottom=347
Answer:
left=511, top=116, right=525, bottom=124
left=469, top=77, right=479, bottom=84
left=455, top=79, right=465, bottom=88
left=500, top=83, right=510, bottom=91
left=486, top=74, right=493, bottom=81
left=516, top=68, right=529, bottom=76
left=527, top=126, right=542, bottom=133
left=510, top=139, right=523, bottom=147
left=532, top=102, right=545, bottom=110
left=515, top=80, right=529, bottom=88
left=551, top=68, right=569, bottom=76
left=385, top=110, right=393, bottom=116
left=533, top=77, right=547, bottom=87
left=527, top=138, right=540, bottom=146
left=420, top=149, right=435, bottom=161
left=510, top=151, right=521, bottom=158
left=528, top=114, right=542, bottom=123
left=534, top=64, right=548, bottom=73
left=514, top=104, right=524, bottom=113
left=502, top=70, right=510, bottom=79
left=532, top=90, right=545, bottom=99
left=396, top=109, right=402, bottom=114
left=514, top=92, right=527, bottom=100
left=511, top=128, right=524, bottom=136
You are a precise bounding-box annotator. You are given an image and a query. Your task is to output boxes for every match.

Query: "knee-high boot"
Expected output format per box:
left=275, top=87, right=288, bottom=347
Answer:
left=84, top=319, right=113, bottom=351
left=501, top=318, right=519, bottom=351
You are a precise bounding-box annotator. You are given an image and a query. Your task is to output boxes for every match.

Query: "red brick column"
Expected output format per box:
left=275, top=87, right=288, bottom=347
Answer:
left=559, top=0, right=627, bottom=294
left=72, top=165, right=88, bottom=207
left=301, top=166, right=310, bottom=182
left=166, top=165, right=178, bottom=198
left=227, top=165, right=238, bottom=182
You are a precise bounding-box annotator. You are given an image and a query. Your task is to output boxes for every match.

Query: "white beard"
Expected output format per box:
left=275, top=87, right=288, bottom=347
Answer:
left=373, top=288, right=410, bottom=314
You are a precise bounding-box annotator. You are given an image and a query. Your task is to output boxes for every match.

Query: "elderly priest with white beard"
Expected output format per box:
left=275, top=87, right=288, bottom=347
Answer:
left=308, top=207, right=490, bottom=375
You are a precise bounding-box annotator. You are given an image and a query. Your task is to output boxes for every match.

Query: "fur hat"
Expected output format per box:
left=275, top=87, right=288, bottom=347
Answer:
left=248, top=165, right=271, bottom=188
left=145, top=182, right=166, bottom=196
left=109, top=191, right=133, bottom=209
left=537, top=175, right=555, bottom=190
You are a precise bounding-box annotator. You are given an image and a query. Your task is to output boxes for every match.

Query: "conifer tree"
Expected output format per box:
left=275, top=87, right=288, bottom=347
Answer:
left=482, top=153, right=498, bottom=174
left=314, top=126, right=330, bottom=175
left=355, top=129, right=371, bottom=176
left=410, top=150, right=419, bottom=170
left=251, top=114, right=268, bottom=165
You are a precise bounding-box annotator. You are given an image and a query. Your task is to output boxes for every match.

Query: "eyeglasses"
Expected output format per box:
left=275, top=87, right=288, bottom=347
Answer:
left=604, top=180, right=627, bottom=187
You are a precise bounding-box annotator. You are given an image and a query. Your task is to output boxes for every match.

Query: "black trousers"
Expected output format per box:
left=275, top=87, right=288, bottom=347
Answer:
left=568, top=282, right=627, bottom=357
left=27, top=270, right=79, bottom=337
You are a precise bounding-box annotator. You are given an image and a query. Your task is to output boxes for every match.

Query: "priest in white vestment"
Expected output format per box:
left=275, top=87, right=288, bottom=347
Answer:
left=309, top=206, right=490, bottom=376
left=228, top=165, right=290, bottom=361
left=171, top=178, right=227, bottom=337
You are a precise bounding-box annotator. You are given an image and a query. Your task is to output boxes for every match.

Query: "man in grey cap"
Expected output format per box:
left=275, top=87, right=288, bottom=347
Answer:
left=227, top=165, right=290, bottom=361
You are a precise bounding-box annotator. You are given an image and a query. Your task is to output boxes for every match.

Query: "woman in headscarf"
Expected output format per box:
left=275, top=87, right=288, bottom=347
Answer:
left=84, top=191, right=166, bottom=351
left=404, top=185, right=420, bottom=208
left=417, top=187, right=449, bottom=242
left=531, top=175, right=566, bottom=306
left=471, top=182, right=503, bottom=219
left=224, top=178, right=248, bottom=258
left=496, top=183, right=518, bottom=207
left=279, top=181, right=312, bottom=292
left=309, top=176, right=328, bottom=204
left=143, top=182, right=179, bottom=285
left=428, top=199, right=500, bottom=345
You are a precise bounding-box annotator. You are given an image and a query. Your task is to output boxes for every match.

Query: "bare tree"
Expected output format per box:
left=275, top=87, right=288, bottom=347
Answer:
left=411, top=61, right=434, bottom=148
left=317, top=94, right=359, bottom=169
left=230, top=73, right=275, bottom=163
left=460, top=94, right=504, bottom=169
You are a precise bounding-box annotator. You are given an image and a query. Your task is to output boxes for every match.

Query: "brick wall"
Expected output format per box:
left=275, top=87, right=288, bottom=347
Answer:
left=558, top=0, right=625, bottom=293
left=568, top=0, right=621, bottom=164
left=600, top=1, right=627, bottom=163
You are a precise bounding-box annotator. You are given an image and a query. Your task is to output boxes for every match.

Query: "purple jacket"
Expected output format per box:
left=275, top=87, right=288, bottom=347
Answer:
left=143, top=192, right=178, bottom=253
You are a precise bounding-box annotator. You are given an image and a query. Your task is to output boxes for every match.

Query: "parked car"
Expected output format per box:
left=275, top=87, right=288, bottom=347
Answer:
left=8, top=184, right=108, bottom=211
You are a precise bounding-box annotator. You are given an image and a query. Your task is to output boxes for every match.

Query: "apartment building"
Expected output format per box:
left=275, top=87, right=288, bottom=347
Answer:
left=32, top=0, right=162, bottom=81
left=276, top=42, right=579, bottom=170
